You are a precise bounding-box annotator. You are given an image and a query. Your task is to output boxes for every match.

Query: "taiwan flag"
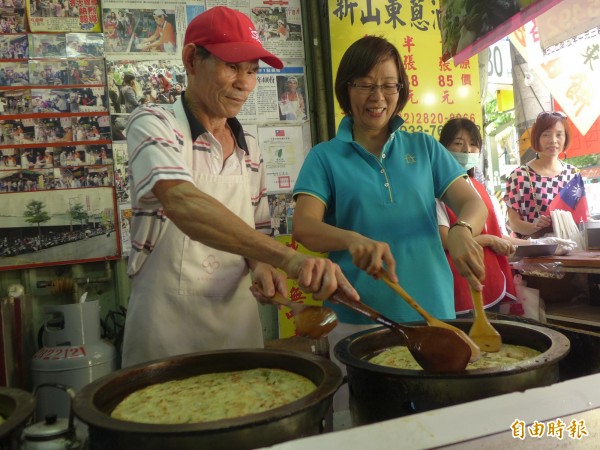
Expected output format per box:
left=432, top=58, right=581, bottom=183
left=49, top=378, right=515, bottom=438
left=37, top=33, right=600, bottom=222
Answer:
left=548, top=173, right=589, bottom=223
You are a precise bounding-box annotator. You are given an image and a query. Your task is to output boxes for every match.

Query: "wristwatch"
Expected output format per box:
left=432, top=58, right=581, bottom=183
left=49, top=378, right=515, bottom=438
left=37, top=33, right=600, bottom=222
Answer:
left=449, top=220, right=473, bottom=234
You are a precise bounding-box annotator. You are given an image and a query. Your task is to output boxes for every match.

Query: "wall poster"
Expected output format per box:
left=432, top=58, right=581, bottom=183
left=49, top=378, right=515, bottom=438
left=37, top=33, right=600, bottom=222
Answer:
left=0, top=187, right=119, bottom=270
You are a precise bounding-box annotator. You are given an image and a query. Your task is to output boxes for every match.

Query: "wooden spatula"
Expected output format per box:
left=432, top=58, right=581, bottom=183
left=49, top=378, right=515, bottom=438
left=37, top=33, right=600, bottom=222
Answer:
left=330, top=291, right=471, bottom=372
left=469, top=287, right=502, bottom=352
left=379, top=272, right=481, bottom=362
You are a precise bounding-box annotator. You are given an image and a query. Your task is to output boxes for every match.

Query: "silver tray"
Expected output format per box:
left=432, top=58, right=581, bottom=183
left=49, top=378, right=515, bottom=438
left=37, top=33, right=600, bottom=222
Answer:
left=513, top=244, right=558, bottom=258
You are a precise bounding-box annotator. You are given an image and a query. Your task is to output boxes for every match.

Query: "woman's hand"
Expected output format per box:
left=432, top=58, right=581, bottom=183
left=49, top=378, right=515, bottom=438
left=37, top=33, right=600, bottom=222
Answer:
left=447, top=226, right=485, bottom=290
left=474, top=234, right=516, bottom=256
left=348, top=236, right=398, bottom=282
left=533, top=214, right=552, bottom=232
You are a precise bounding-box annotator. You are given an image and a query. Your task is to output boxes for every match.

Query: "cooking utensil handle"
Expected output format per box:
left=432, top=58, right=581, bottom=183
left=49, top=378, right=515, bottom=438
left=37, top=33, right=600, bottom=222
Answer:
left=470, top=287, right=485, bottom=318
left=379, top=273, right=435, bottom=322
left=330, top=291, right=409, bottom=341
left=252, top=282, right=295, bottom=310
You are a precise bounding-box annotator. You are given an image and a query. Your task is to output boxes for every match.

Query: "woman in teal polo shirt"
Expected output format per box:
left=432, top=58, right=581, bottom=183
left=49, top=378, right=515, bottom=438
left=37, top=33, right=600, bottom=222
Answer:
left=292, top=36, right=488, bottom=355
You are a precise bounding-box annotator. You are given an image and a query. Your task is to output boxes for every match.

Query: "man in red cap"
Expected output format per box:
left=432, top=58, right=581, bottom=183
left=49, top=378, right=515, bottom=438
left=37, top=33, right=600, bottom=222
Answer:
left=121, top=6, right=358, bottom=367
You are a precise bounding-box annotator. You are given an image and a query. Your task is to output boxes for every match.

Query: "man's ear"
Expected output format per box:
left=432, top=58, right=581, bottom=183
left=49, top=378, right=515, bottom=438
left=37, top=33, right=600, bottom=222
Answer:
left=182, top=44, right=197, bottom=73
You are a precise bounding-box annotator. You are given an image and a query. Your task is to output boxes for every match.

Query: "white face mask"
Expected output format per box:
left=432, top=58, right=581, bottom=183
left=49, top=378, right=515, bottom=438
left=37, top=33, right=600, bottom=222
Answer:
left=450, top=151, right=480, bottom=171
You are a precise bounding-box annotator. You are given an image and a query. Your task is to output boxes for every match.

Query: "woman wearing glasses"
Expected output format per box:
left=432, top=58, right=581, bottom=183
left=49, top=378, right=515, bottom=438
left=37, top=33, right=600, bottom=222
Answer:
left=505, top=111, right=579, bottom=238
left=292, top=36, right=487, bottom=377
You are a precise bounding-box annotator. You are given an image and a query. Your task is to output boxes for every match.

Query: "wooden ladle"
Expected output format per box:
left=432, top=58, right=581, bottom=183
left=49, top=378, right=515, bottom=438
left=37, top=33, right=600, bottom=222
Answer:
left=330, top=291, right=471, bottom=372
left=378, top=272, right=481, bottom=362
left=469, top=287, right=502, bottom=352
left=254, top=285, right=338, bottom=339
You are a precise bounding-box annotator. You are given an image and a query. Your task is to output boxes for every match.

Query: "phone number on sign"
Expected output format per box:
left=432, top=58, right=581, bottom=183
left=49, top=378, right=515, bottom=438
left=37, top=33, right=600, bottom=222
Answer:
left=400, top=112, right=477, bottom=137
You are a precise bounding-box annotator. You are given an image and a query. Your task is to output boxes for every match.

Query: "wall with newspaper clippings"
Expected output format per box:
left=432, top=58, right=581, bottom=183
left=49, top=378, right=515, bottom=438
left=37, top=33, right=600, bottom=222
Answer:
left=0, top=0, right=310, bottom=277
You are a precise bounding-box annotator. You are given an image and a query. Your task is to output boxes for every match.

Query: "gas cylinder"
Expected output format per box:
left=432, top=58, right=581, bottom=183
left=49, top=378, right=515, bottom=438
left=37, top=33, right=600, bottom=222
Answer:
left=31, top=300, right=116, bottom=420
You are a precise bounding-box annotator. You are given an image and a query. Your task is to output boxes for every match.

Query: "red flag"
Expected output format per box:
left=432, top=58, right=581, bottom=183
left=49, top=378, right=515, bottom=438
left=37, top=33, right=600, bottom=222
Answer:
left=275, top=129, right=285, bottom=137
left=548, top=173, right=589, bottom=223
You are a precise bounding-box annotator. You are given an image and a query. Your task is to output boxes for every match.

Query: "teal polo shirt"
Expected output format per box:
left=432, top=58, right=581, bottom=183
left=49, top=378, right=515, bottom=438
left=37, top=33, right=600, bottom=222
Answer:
left=293, top=116, right=466, bottom=324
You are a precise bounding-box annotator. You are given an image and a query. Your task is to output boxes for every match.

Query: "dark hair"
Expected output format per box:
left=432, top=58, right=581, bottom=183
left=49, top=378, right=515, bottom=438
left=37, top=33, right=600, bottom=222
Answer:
left=439, top=118, right=482, bottom=149
left=334, top=35, right=409, bottom=118
left=123, top=74, right=135, bottom=85
left=530, top=112, right=571, bottom=154
left=194, top=46, right=211, bottom=61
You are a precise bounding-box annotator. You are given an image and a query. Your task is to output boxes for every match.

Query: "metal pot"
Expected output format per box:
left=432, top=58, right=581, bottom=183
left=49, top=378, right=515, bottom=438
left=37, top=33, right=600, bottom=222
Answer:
left=0, top=387, right=36, bottom=450
left=22, top=384, right=84, bottom=450
left=72, top=349, right=343, bottom=450
left=334, top=319, right=570, bottom=425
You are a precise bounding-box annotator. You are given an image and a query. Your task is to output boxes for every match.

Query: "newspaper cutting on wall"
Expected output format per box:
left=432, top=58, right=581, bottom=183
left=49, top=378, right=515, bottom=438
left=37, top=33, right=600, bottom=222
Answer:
left=27, top=0, right=102, bottom=33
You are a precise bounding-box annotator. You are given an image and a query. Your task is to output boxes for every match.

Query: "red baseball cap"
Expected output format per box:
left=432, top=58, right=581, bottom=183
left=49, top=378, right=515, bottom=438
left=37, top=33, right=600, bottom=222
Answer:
left=184, top=6, right=283, bottom=69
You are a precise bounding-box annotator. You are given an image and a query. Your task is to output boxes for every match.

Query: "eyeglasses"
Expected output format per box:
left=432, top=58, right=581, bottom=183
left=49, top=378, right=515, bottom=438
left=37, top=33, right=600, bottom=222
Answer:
left=537, top=111, right=567, bottom=119
left=349, top=82, right=402, bottom=95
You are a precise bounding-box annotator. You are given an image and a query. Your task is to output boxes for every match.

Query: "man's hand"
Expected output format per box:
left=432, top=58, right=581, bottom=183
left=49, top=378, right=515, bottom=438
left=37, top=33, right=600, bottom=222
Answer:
left=281, top=254, right=360, bottom=302
left=249, top=262, right=287, bottom=303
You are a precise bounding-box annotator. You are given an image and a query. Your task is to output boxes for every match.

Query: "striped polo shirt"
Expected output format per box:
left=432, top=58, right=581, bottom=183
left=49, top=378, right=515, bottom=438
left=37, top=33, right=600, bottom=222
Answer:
left=125, top=95, right=270, bottom=276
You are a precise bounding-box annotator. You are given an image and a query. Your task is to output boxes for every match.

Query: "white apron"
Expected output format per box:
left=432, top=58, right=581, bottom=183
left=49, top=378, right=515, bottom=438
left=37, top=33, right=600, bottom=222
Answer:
left=122, top=108, right=264, bottom=367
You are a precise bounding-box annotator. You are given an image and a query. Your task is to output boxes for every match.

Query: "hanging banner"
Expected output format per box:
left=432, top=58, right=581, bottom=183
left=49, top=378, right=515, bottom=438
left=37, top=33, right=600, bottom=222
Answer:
left=328, top=0, right=482, bottom=139
left=510, top=20, right=600, bottom=137
left=536, top=0, right=600, bottom=51
left=554, top=101, right=600, bottom=159
left=440, top=0, right=562, bottom=65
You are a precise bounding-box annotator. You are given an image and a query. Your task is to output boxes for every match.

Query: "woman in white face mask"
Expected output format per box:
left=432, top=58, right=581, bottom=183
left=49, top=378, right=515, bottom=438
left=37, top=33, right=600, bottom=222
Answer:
left=436, top=118, right=522, bottom=314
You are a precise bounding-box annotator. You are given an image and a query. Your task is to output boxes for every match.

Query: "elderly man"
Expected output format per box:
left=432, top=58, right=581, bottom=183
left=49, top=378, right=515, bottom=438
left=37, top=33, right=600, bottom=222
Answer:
left=122, top=6, right=358, bottom=367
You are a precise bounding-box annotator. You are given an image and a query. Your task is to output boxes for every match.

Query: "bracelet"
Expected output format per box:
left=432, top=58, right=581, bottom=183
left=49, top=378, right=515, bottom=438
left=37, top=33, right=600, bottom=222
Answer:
left=449, top=220, right=473, bottom=235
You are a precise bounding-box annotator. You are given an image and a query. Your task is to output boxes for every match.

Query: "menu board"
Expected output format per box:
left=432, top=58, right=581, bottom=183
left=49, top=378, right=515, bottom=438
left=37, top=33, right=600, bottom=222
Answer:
left=327, top=0, right=482, bottom=138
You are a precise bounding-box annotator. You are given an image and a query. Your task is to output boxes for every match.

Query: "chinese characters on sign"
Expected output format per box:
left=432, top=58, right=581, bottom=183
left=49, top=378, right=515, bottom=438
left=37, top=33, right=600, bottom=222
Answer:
left=511, top=418, right=589, bottom=441
left=328, top=0, right=482, bottom=139
left=510, top=19, right=600, bottom=136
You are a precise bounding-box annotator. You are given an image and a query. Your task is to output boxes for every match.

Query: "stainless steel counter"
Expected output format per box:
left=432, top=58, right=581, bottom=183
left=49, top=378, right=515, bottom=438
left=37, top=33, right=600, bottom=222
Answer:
left=260, top=372, right=600, bottom=449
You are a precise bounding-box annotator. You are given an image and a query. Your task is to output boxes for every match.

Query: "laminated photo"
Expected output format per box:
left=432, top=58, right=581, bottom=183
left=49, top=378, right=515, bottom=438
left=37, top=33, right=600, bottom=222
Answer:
left=2, top=115, right=111, bottom=146
left=0, top=89, right=31, bottom=115
left=0, top=167, right=55, bottom=190
left=0, top=186, right=120, bottom=269
left=1, top=118, right=34, bottom=144
left=30, top=87, right=108, bottom=114
left=28, top=33, right=67, bottom=58
left=111, top=141, right=129, bottom=203
left=277, top=74, right=307, bottom=121
left=0, top=159, right=114, bottom=191
left=110, top=115, right=127, bottom=141
left=28, top=59, right=69, bottom=86
left=65, top=32, right=105, bottom=57
left=250, top=0, right=304, bottom=59
left=0, top=3, right=26, bottom=33
left=0, top=34, right=28, bottom=59
left=27, top=0, right=102, bottom=33
left=68, top=59, right=106, bottom=85
left=106, top=58, right=186, bottom=114
left=102, top=7, right=180, bottom=56
left=54, top=144, right=113, bottom=167
left=0, top=61, right=29, bottom=86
